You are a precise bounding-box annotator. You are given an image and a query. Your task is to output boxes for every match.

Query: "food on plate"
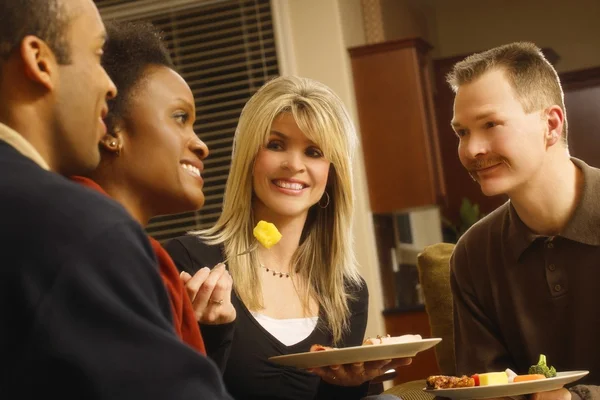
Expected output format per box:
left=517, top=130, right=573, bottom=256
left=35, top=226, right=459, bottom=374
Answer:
left=309, top=344, right=336, bottom=352
left=426, top=375, right=475, bottom=389
left=514, top=374, right=546, bottom=382
left=529, top=354, right=557, bottom=378
left=426, top=355, right=556, bottom=390
left=309, top=333, right=422, bottom=353
left=476, top=372, right=509, bottom=386
left=362, top=334, right=422, bottom=345
left=253, top=220, right=282, bottom=249
left=505, top=368, right=517, bottom=383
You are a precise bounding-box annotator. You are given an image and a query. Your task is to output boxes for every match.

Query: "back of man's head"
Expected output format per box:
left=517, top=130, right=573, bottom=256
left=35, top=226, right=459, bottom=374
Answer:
left=0, top=0, right=71, bottom=67
left=447, top=42, right=568, bottom=140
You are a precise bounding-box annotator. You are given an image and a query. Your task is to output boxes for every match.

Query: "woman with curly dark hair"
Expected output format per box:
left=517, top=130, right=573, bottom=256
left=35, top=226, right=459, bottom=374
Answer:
left=72, top=20, right=236, bottom=361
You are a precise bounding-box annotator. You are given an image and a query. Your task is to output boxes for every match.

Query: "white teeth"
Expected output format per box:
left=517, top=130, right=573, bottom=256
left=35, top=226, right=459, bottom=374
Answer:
left=182, top=163, right=201, bottom=177
left=274, top=180, right=304, bottom=190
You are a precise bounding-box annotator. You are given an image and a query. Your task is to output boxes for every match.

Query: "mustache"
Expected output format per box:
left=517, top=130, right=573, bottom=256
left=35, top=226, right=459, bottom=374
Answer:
left=465, top=157, right=506, bottom=182
left=465, top=157, right=506, bottom=173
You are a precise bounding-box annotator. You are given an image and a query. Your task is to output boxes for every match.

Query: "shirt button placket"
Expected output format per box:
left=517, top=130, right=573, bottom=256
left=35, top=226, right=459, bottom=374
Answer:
left=554, top=284, right=562, bottom=292
left=545, top=239, right=564, bottom=296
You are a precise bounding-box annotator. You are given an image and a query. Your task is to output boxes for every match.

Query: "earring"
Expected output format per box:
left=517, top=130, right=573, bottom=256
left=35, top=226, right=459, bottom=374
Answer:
left=319, top=191, right=330, bottom=208
left=107, top=139, right=120, bottom=156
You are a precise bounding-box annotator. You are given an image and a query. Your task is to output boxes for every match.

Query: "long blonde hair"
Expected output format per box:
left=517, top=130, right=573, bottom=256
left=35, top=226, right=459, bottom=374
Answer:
left=192, top=76, right=363, bottom=343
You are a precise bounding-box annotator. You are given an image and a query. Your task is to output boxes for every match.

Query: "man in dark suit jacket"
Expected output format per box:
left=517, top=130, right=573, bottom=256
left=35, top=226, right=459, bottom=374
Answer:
left=0, top=1, right=232, bottom=398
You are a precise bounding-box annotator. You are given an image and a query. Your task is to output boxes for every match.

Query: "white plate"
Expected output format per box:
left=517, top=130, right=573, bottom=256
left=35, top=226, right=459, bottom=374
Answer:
left=424, top=371, right=589, bottom=399
left=268, top=337, right=441, bottom=369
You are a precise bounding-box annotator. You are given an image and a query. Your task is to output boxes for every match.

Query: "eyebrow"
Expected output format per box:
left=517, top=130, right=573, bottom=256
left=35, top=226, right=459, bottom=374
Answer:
left=451, top=111, right=498, bottom=128
left=174, top=97, right=195, bottom=112
left=269, top=130, right=319, bottom=146
left=270, top=130, right=288, bottom=139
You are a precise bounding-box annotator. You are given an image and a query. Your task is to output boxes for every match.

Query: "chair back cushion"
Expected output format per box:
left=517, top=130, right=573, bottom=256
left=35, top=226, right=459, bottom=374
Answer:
left=417, top=242, right=456, bottom=375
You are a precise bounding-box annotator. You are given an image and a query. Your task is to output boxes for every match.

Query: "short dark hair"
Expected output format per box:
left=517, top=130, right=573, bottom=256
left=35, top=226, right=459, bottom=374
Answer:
left=0, top=0, right=71, bottom=64
left=447, top=42, right=567, bottom=139
left=102, top=21, right=174, bottom=135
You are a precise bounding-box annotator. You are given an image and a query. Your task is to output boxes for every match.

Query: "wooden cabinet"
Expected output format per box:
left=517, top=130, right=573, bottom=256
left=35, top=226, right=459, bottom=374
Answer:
left=349, top=38, right=445, bottom=213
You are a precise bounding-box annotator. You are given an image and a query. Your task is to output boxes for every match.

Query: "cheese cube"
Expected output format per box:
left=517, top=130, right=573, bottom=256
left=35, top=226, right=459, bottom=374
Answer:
left=253, top=221, right=282, bottom=249
left=478, top=372, right=508, bottom=386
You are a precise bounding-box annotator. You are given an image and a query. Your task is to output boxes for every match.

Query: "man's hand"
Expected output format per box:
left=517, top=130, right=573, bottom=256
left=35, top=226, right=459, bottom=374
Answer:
left=530, top=388, right=571, bottom=400
left=482, top=388, right=570, bottom=400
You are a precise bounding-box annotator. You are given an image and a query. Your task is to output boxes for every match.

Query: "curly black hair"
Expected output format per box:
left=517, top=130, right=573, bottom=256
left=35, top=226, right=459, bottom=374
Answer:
left=102, top=20, right=175, bottom=135
left=0, top=0, right=71, bottom=64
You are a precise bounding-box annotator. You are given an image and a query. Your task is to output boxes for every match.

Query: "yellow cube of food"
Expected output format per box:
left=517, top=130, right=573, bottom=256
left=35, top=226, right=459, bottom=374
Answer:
left=253, top=221, right=282, bottom=249
left=478, top=372, right=508, bottom=386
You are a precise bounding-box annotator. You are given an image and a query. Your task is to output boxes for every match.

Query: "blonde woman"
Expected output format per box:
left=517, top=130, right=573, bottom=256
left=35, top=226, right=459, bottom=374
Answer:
left=166, top=76, right=409, bottom=400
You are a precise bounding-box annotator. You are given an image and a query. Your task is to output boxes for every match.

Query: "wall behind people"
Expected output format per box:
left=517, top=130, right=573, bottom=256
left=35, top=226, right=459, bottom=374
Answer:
left=428, top=0, right=600, bottom=73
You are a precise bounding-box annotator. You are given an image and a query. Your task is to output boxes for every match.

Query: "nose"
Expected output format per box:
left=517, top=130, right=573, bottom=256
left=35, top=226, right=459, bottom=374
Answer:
left=280, top=151, right=305, bottom=173
left=460, top=132, right=489, bottom=160
left=105, top=71, right=117, bottom=100
left=190, top=133, right=209, bottom=160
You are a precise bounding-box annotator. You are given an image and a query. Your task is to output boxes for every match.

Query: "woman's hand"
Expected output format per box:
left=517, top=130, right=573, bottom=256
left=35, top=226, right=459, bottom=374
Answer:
left=307, top=357, right=412, bottom=386
left=180, top=263, right=236, bottom=325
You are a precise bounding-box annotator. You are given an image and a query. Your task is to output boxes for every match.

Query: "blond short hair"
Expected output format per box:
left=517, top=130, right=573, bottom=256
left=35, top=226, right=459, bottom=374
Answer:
left=447, top=42, right=567, bottom=139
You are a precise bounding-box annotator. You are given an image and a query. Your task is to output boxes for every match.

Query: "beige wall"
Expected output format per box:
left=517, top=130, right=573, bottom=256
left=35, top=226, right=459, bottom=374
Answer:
left=376, top=0, right=600, bottom=72
left=272, top=0, right=386, bottom=338
left=380, top=0, right=434, bottom=43
left=430, top=0, right=600, bottom=72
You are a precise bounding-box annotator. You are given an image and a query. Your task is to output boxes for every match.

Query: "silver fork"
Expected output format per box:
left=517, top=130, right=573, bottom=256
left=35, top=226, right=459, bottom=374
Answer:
left=223, top=241, right=258, bottom=265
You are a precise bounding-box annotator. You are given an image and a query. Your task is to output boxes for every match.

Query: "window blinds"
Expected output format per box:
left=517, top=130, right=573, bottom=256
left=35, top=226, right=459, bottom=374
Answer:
left=95, top=0, right=280, bottom=242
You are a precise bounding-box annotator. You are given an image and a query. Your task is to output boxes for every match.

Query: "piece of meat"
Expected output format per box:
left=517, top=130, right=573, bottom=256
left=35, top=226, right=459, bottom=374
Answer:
left=362, top=334, right=422, bottom=345
left=309, top=344, right=335, bottom=352
left=426, top=375, right=475, bottom=389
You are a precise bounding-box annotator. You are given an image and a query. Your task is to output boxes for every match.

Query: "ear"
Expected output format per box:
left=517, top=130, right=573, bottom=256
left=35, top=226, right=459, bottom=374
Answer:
left=545, top=105, right=564, bottom=147
left=20, top=35, right=57, bottom=91
left=99, top=130, right=124, bottom=156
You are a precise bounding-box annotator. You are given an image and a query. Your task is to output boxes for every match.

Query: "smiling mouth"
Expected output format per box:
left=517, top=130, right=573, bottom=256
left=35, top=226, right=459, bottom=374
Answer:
left=474, top=163, right=502, bottom=173
left=273, top=180, right=306, bottom=190
left=182, top=162, right=201, bottom=178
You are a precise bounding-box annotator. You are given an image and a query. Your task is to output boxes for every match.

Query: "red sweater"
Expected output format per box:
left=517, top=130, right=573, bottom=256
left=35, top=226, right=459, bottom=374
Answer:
left=71, top=176, right=206, bottom=355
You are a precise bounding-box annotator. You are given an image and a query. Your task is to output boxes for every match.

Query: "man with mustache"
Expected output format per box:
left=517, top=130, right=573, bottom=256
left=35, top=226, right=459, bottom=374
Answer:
left=0, top=0, right=231, bottom=398
left=448, top=42, right=600, bottom=400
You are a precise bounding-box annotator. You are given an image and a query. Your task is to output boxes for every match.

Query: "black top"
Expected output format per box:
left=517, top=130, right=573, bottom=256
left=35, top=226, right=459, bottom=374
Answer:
left=451, top=158, right=600, bottom=399
left=0, top=142, right=232, bottom=399
left=165, top=235, right=370, bottom=400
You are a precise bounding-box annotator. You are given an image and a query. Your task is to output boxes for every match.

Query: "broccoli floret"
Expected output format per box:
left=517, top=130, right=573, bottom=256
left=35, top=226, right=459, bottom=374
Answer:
left=528, top=354, right=557, bottom=378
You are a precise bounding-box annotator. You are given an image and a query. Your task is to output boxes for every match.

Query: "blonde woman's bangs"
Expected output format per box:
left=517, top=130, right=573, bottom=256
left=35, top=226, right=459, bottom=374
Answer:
left=289, top=103, right=345, bottom=165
